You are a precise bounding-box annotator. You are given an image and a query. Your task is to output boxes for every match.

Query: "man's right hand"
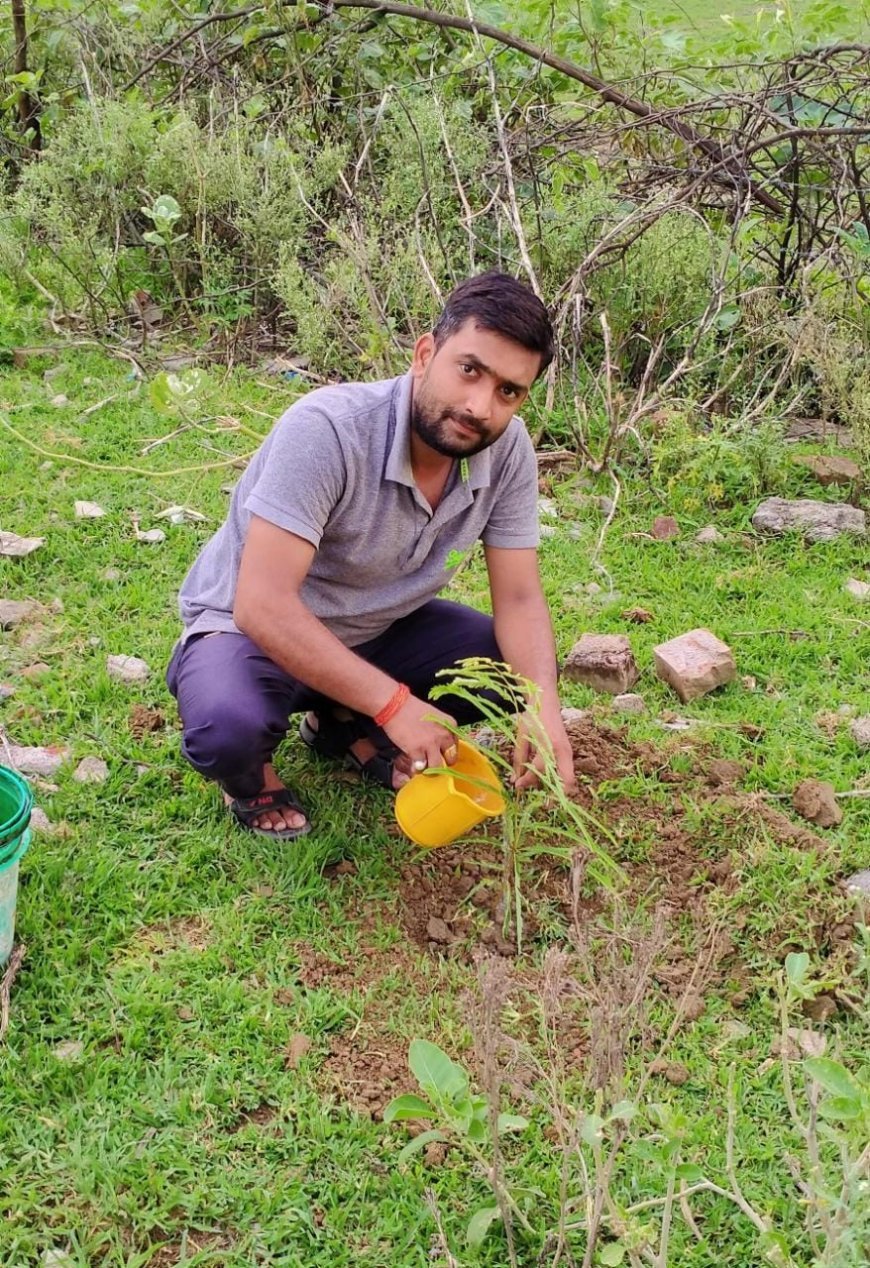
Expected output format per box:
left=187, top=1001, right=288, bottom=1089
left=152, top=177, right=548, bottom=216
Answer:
left=381, top=694, right=458, bottom=771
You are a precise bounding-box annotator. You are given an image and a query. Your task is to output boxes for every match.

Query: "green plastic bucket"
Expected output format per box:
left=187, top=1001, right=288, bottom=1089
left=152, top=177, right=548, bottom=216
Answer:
left=0, top=765, right=33, bottom=963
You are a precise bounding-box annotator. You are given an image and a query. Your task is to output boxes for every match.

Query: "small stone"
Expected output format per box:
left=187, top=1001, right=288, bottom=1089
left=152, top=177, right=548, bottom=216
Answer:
left=849, top=716, right=870, bottom=750
left=653, top=628, right=736, bottom=702
left=752, top=497, right=866, bottom=543
left=0, top=599, right=39, bottom=629
left=537, top=497, right=559, bottom=518
left=560, top=707, right=589, bottom=726
left=681, top=994, right=706, bottom=1022
left=74, top=501, right=105, bottom=519
left=741, top=675, right=757, bottom=691
left=651, top=515, right=680, bottom=540
left=792, top=454, right=862, bottom=487
left=8, top=745, right=68, bottom=776
left=540, top=524, right=557, bottom=539
left=73, top=756, right=109, bottom=784
left=30, top=807, right=54, bottom=833
left=52, top=1040, right=84, bottom=1062
left=708, top=759, right=744, bottom=787
left=621, top=606, right=653, bottom=623
left=844, top=869, right=870, bottom=896
left=102, top=568, right=122, bottom=582
left=695, top=525, right=724, bottom=544
left=613, top=693, right=646, bottom=715
left=793, top=779, right=842, bottom=828
left=107, top=654, right=150, bottom=683
left=585, top=582, right=602, bottom=596
left=0, top=531, right=44, bottom=557
left=597, top=495, right=615, bottom=515
left=0, top=683, right=15, bottom=700
left=50, top=394, right=68, bottom=408
left=844, top=578, right=870, bottom=601
left=135, top=528, right=166, bottom=544
left=21, top=662, right=50, bottom=679
left=563, top=634, right=639, bottom=695
left=426, top=916, right=452, bottom=944
left=41, top=1250, right=75, bottom=1268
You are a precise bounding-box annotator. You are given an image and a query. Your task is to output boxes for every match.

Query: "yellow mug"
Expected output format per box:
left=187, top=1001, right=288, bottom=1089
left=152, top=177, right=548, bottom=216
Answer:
left=394, top=738, right=506, bottom=849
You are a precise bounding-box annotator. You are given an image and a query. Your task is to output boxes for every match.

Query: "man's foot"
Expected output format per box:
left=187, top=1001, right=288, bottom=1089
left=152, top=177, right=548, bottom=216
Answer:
left=223, top=763, right=309, bottom=835
left=302, top=712, right=409, bottom=790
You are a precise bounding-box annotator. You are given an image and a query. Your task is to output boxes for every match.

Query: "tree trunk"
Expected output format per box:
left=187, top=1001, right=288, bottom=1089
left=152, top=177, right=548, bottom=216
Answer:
left=11, top=0, right=42, bottom=152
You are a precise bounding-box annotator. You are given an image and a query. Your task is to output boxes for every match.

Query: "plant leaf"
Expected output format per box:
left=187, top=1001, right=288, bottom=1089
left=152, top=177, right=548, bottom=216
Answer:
left=466, top=1205, right=501, bottom=1249
left=675, top=1163, right=705, bottom=1183
left=599, top=1242, right=626, bottom=1266
left=817, top=1095, right=863, bottom=1122
left=396, top=1128, right=446, bottom=1167
left=382, top=1094, right=433, bottom=1123
left=804, top=1058, right=860, bottom=1100
left=785, top=951, right=810, bottom=987
left=496, top=1112, right=529, bottom=1134
left=408, top=1039, right=468, bottom=1100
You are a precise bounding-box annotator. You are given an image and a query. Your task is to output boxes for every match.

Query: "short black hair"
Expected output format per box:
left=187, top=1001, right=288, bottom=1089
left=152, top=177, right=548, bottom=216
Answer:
left=432, top=271, right=555, bottom=377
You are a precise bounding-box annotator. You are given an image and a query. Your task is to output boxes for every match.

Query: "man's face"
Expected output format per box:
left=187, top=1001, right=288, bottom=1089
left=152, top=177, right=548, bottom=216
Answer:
left=409, top=320, right=541, bottom=458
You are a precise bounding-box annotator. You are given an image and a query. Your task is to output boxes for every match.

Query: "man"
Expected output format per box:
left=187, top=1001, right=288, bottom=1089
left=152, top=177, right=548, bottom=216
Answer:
left=167, top=271, right=576, bottom=839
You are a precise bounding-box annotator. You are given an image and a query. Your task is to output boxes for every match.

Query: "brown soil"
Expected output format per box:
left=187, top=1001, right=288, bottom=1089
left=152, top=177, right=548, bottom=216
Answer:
left=128, top=704, right=166, bottom=738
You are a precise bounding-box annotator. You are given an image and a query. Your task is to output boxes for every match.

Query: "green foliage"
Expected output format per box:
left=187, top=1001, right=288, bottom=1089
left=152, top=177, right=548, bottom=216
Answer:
left=651, top=415, right=795, bottom=514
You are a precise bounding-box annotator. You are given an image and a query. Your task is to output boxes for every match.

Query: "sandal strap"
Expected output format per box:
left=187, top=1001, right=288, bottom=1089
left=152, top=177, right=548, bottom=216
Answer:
left=230, top=788, right=307, bottom=827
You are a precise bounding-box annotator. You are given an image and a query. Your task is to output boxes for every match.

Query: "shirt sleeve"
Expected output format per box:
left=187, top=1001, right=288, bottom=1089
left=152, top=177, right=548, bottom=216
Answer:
left=243, top=403, right=347, bottom=548
left=480, top=418, right=540, bottom=549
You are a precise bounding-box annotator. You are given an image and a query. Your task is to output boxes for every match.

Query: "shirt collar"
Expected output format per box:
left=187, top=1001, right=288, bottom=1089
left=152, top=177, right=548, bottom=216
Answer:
left=385, top=372, right=493, bottom=491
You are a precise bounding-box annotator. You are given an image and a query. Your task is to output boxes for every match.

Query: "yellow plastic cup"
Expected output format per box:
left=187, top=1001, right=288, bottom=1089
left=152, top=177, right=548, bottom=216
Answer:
left=394, top=738, right=506, bottom=849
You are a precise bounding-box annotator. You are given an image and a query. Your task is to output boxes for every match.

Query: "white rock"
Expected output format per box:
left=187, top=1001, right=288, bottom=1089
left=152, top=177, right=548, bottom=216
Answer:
left=8, top=745, right=69, bottom=776
left=560, top=707, right=589, bottom=726
left=52, top=1041, right=84, bottom=1062
left=653, top=628, right=736, bottom=702
left=0, top=599, right=40, bottom=629
left=695, top=525, right=724, bottom=544
left=613, top=693, right=646, bottom=714
left=74, top=501, right=105, bottom=519
left=106, top=654, right=150, bottom=683
left=41, top=1251, right=76, bottom=1268
left=537, top=497, right=559, bottom=518
left=50, top=394, right=69, bottom=408
left=0, top=531, right=44, bottom=557
left=849, top=715, right=870, bottom=750
left=844, top=578, right=870, bottom=601
left=844, top=869, right=870, bottom=895
left=135, top=528, right=166, bottom=544
left=73, top=757, right=109, bottom=784
left=540, top=524, right=557, bottom=539
left=102, top=567, right=122, bottom=582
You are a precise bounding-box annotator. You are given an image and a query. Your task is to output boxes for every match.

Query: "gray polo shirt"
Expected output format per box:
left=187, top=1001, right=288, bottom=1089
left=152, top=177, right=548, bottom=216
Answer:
left=177, top=371, right=540, bottom=647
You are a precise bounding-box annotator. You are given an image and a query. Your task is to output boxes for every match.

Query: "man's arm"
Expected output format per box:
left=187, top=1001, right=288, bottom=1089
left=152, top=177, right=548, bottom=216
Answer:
left=234, top=515, right=456, bottom=767
left=484, top=544, right=576, bottom=792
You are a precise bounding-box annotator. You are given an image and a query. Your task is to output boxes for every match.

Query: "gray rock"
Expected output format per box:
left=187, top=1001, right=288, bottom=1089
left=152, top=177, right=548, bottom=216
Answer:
left=695, top=525, right=724, bottom=544
left=613, top=693, right=646, bottom=715
left=0, top=599, right=39, bottom=629
left=0, top=683, right=15, bottom=700
left=752, top=498, right=866, bottom=543
left=844, top=869, right=870, bottom=896
left=106, top=654, right=150, bottom=683
left=30, top=807, right=54, bottom=833
left=844, top=578, right=870, bottom=601
left=8, top=745, right=69, bottom=776
left=597, top=495, right=615, bottom=515
left=560, top=707, right=589, bottom=726
left=73, top=757, right=109, bottom=784
left=849, top=715, right=870, bottom=750
left=102, top=568, right=122, bottom=582
left=50, top=394, right=68, bottom=408
left=540, top=524, right=557, bottom=539
left=74, top=501, right=105, bottom=519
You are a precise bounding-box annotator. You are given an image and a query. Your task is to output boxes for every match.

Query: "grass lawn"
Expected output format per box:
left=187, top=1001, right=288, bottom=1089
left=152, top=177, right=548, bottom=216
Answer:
left=1, top=305, right=868, bottom=1266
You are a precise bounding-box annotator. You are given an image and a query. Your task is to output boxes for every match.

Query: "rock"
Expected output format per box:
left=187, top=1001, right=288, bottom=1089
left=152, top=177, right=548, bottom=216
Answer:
left=52, top=1040, right=83, bottom=1061
left=284, top=1033, right=312, bottom=1069
left=426, top=916, right=452, bottom=944
left=844, top=578, right=870, bottom=601
left=649, top=1059, right=689, bottom=1085
left=560, top=707, right=589, bottom=726
left=0, top=599, right=40, bottom=629
left=708, top=759, right=744, bottom=787
left=653, top=629, right=736, bottom=702
left=597, top=495, right=615, bottom=515
left=134, top=528, right=166, bottom=544
left=73, top=757, right=109, bottom=784
left=102, top=568, right=122, bottom=582
left=752, top=497, right=866, bottom=543
left=792, top=454, right=863, bottom=487
left=793, top=779, right=842, bottom=828
left=563, top=634, right=639, bottom=695
left=695, top=524, right=724, bottom=544
left=613, top=693, right=646, bottom=715
left=50, top=394, right=68, bottom=408
left=8, top=745, right=68, bottom=776
left=107, top=654, right=150, bottom=683
left=540, top=524, right=557, bottom=539
left=424, top=1141, right=449, bottom=1167
left=0, top=683, right=15, bottom=700
left=585, top=582, right=602, bottom=596
left=537, top=497, right=559, bottom=518
left=850, top=716, right=870, bottom=750
left=74, top=501, right=105, bottom=519
left=651, top=515, right=680, bottom=540
left=621, top=606, right=654, bottom=623
left=682, top=993, right=706, bottom=1022
left=844, top=869, right=870, bottom=896
left=29, top=807, right=54, bottom=833
left=0, top=531, right=44, bottom=557
left=21, top=662, right=50, bottom=679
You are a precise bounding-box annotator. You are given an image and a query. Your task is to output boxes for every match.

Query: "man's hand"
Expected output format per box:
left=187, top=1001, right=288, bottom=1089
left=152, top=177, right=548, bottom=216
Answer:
left=512, top=705, right=577, bottom=794
left=382, top=694, right=458, bottom=771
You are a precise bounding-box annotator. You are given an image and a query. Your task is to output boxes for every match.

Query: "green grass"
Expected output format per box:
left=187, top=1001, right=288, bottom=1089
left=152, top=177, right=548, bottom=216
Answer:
left=1, top=321, right=868, bottom=1266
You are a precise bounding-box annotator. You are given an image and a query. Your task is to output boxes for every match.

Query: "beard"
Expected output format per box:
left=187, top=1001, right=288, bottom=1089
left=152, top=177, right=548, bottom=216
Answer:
left=410, top=391, right=493, bottom=459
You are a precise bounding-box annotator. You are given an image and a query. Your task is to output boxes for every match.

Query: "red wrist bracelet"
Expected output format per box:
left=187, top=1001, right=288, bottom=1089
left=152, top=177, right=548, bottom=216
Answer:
left=373, top=683, right=409, bottom=728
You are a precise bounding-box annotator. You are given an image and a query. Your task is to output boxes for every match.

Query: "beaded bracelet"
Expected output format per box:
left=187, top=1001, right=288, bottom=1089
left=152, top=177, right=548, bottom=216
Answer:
left=373, top=682, right=410, bottom=728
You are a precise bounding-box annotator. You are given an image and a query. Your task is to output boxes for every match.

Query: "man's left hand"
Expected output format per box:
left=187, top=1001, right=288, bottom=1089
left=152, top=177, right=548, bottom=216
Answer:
left=512, top=705, right=577, bottom=794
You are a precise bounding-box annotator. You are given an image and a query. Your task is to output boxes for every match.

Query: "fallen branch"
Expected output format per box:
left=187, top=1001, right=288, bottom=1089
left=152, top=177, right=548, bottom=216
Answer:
left=0, top=943, right=26, bottom=1043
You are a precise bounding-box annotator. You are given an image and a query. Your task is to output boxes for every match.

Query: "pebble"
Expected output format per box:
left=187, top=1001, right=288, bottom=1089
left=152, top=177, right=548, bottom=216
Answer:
left=695, top=525, right=724, bottom=544
left=7, top=745, right=68, bottom=776
left=106, top=654, right=150, bottom=683
left=844, top=869, right=870, bottom=896
left=844, top=578, right=870, bottom=601
left=73, top=757, right=109, bottom=784
left=850, top=715, right=870, bottom=750
left=613, top=693, right=646, bottom=714
left=50, top=394, right=68, bottom=408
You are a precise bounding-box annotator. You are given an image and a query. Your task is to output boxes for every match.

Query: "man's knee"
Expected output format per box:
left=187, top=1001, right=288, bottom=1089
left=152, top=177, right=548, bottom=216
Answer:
left=180, top=699, right=284, bottom=782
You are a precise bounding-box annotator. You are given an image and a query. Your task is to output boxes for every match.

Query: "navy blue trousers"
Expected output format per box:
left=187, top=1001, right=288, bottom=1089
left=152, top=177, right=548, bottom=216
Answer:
left=166, top=599, right=502, bottom=798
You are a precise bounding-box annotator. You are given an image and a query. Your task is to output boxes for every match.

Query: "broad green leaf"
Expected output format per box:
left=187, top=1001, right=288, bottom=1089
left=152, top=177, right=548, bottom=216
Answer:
left=466, top=1205, right=501, bottom=1249
left=804, top=1058, right=860, bottom=1100
left=396, top=1128, right=446, bottom=1167
left=599, top=1242, right=625, bottom=1265
left=152, top=194, right=181, bottom=222
left=142, top=231, right=165, bottom=247
left=467, top=1117, right=488, bottom=1144
left=496, top=1112, right=529, bottom=1134
left=675, top=1163, right=705, bottom=1183
left=408, top=1039, right=468, bottom=1100
left=382, top=1094, right=433, bottom=1123
left=607, top=1100, right=637, bottom=1123
left=580, top=1113, right=604, bottom=1145
left=817, top=1095, right=863, bottom=1122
